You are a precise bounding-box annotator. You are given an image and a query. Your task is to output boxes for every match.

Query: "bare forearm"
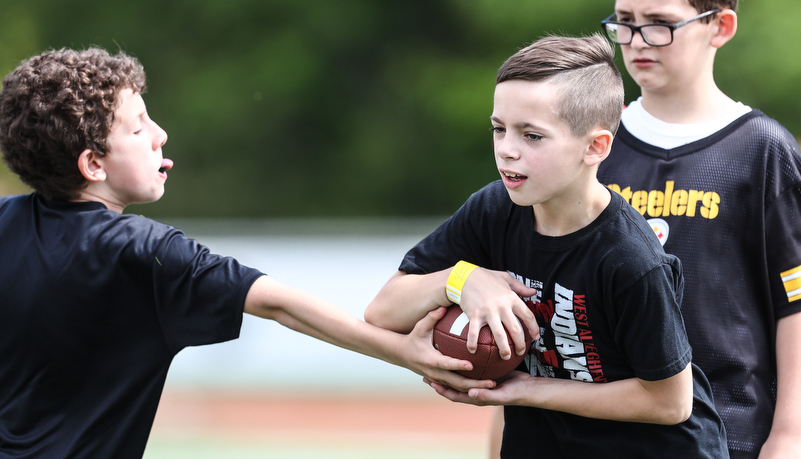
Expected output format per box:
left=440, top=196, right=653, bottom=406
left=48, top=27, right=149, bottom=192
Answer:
left=763, top=313, right=801, bottom=453
left=364, top=269, right=451, bottom=332
left=451, top=364, right=693, bottom=425
left=521, top=368, right=692, bottom=425
left=243, top=275, right=498, bottom=393
left=245, top=276, right=404, bottom=364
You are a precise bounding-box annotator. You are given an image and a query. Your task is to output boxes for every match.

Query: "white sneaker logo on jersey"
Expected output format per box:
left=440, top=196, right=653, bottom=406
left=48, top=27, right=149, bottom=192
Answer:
left=648, top=218, right=669, bottom=246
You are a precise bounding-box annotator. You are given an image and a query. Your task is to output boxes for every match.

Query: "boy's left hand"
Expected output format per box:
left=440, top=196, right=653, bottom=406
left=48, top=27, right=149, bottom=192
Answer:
left=424, top=370, right=532, bottom=406
left=400, top=307, right=497, bottom=393
left=459, top=268, right=539, bottom=360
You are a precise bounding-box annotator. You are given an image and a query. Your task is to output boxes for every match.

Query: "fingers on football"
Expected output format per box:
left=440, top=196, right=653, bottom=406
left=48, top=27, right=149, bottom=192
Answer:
left=416, top=306, right=447, bottom=331
left=500, top=308, right=529, bottom=356
left=513, top=300, right=540, bottom=341
left=425, top=374, right=495, bottom=394
left=486, top=317, right=513, bottom=360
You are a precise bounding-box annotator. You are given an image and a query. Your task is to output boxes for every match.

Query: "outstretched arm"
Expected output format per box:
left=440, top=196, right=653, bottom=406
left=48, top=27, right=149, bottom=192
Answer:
left=243, top=275, right=494, bottom=392
left=427, top=364, right=694, bottom=425
left=365, top=266, right=539, bottom=360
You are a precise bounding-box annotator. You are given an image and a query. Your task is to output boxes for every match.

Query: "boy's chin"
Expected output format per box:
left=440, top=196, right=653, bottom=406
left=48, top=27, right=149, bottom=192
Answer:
left=130, top=190, right=166, bottom=207
left=504, top=190, right=536, bottom=208
left=147, top=193, right=166, bottom=204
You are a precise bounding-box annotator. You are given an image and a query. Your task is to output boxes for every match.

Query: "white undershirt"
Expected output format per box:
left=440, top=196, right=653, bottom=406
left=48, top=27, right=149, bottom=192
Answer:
left=621, top=97, right=752, bottom=149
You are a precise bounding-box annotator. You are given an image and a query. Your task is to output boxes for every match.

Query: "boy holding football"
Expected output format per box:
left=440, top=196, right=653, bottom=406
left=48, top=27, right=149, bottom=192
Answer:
left=365, top=34, right=728, bottom=457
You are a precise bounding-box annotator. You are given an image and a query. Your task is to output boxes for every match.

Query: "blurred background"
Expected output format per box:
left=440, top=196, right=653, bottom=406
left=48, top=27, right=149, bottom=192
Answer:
left=2, top=0, right=799, bottom=215
left=2, top=1, right=799, bottom=457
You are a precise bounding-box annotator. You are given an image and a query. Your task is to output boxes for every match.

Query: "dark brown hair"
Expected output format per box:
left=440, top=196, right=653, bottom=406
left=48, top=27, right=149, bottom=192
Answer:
left=497, top=34, right=624, bottom=137
left=689, top=0, right=738, bottom=20
left=0, top=48, right=146, bottom=200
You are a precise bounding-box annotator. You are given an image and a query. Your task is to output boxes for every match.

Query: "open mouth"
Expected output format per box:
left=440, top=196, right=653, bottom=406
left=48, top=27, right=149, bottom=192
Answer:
left=504, top=172, right=526, bottom=182
left=158, top=159, right=174, bottom=175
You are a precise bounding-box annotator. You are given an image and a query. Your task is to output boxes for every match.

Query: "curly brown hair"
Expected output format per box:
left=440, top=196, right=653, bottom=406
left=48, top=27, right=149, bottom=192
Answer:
left=0, top=48, right=146, bottom=200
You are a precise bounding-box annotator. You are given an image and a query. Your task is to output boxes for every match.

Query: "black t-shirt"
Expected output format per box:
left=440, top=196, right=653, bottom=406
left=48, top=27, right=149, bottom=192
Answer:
left=400, top=182, right=728, bottom=458
left=598, top=110, right=801, bottom=457
left=0, top=194, right=263, bottom=458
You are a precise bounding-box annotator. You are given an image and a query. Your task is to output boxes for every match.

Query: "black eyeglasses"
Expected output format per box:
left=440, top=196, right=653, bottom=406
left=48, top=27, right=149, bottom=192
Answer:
left=601, top=9, right=721, bottom=47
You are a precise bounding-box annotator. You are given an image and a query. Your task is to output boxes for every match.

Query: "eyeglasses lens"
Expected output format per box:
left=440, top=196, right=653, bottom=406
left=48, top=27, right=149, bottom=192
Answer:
left=605, top=23, right=672, bottom=46
left=641, top=26, right=672, bottom=46
left=605, top=24, right=625, bottom=43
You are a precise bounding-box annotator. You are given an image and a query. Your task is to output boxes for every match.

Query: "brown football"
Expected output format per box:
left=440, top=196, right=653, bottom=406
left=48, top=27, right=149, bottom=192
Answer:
left=433, top=304, right=532, bottom=380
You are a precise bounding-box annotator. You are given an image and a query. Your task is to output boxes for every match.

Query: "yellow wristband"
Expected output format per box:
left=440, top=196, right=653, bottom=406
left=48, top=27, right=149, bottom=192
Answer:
left=446, top=261, right=478, bottom=304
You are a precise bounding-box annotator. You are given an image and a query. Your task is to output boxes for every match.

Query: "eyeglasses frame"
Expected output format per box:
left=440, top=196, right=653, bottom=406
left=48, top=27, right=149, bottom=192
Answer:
left=600, top=9, right=722, bottom=47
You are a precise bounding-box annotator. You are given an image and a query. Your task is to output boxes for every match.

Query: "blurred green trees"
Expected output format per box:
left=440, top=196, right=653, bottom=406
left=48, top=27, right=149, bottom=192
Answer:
left=1, top=0, right=798, bottom=217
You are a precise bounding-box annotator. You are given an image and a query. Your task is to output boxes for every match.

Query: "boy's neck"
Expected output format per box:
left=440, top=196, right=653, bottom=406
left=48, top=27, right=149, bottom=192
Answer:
left=73, top=187, right=125, bottom=214
left=532, top=182, right=611, bottom=237
left=639, top=82, right=738, bottom=124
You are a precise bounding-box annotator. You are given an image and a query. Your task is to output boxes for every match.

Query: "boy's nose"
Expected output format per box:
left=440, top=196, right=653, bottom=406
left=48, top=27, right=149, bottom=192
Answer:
left=155, top=125, right=168, bottom=148
left=629, top=29, right=651, bottom=49
left=496, top=144, right=520, bottom=161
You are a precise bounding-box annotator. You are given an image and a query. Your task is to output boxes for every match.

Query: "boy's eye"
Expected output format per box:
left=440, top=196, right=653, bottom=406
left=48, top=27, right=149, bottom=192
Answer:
left=525, top=133, right=543, bottom=142
left=491, top=126, right=505, bottom=134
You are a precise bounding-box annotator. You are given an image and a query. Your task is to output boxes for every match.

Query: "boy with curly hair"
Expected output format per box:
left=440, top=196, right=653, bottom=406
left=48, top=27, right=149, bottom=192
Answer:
left=0, top=48, right=490, bottom=458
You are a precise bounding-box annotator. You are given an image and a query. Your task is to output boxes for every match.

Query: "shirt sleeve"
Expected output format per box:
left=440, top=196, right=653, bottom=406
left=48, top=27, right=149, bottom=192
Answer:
left=764, top=129, right=801, bottom=318
left=611, top=261, right=692, bottom=382
left=150, top=228, right=264, bottom=352
left=400, top=210, right=471, bottom=275
left=400, top=182, right=508, bottom=274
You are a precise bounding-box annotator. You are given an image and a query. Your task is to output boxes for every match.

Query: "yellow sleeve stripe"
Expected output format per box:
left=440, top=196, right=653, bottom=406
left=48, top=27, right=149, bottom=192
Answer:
left=781, top=265, right=801, bottom=279
left=784, top=277, right=801, bottom=291
left=781, top=265, right=801, bottom=302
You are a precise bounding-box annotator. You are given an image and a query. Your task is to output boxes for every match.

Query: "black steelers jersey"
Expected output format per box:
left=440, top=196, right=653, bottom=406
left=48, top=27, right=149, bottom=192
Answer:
left=598, top=109, right=801, bottom=457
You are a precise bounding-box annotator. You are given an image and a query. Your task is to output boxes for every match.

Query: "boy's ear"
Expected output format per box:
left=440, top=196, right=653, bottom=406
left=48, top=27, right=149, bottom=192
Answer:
left=584, top=129, right=613, bottom=167
left=710, top=9, right=737, bottom=49
left=77, top=149, right=107, bottom=182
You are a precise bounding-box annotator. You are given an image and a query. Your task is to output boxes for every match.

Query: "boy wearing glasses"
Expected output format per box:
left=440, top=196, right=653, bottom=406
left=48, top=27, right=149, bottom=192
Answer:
left=598, top=1, right=801, bottom=458
left=366, top=34, right=729, bottom=458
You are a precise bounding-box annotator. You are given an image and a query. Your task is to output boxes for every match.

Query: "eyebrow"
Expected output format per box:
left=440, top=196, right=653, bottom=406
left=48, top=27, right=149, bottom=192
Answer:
left=614, top=8, right=680, bottom=22
left=490, top=116, right=544, bottom=131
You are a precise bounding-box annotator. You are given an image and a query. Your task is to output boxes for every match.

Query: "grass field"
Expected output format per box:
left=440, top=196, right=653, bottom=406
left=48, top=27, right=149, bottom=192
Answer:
left=145, top=439, right=485, bottom=459
left=144, top=389, right=494, bottom=459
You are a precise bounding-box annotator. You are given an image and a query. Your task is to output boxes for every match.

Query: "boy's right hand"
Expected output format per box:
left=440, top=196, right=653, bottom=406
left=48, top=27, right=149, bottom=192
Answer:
left=458, top=267, right=539, bottom=360
left=402, top=307, right=497, bottom=393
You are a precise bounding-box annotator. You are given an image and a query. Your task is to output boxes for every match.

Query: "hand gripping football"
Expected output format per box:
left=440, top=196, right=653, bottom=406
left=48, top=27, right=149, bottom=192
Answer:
left=433, top=304, right=532, bottom=380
